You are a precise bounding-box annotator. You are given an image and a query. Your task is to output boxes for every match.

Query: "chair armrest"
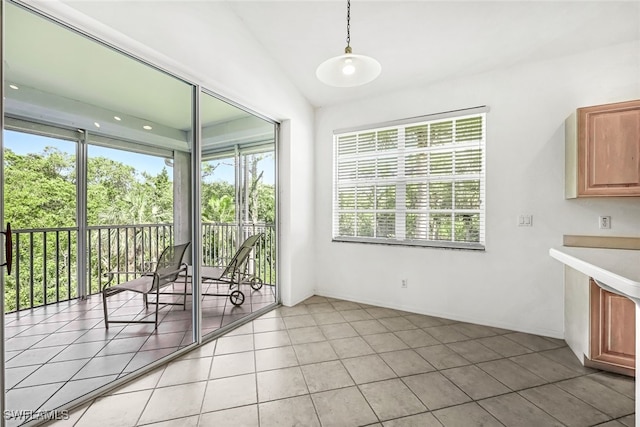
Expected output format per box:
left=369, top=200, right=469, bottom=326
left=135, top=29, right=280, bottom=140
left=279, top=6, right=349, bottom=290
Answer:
left=103, top=270, right=149, bottom=275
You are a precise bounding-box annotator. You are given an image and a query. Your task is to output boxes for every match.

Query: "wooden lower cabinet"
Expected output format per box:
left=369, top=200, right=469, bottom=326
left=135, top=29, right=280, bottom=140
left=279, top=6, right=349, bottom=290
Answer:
left=589, top=279, right=635, bottom=376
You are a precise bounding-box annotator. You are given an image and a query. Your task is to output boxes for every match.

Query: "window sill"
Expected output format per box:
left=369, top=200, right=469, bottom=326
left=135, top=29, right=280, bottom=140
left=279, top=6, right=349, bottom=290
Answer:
left=332, top=236, right=485, bottom=251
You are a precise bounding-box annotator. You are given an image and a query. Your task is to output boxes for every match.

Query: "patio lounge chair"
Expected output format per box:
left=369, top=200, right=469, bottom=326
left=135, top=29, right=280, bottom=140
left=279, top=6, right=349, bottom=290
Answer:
left=102, top=242, right=191, bottom=329
left=196, top=233, right=264, bottom=306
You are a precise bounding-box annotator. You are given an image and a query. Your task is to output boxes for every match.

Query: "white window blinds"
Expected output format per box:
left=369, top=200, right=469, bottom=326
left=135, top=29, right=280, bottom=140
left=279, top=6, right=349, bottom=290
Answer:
left=333, top=108, right=486, bottom=249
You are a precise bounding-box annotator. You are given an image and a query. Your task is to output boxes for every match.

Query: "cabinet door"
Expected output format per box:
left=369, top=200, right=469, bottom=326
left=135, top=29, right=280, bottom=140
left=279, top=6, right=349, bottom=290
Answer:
left=590, top=280, right=635, bottom=374
left=578, top=100, right=640, bottom=196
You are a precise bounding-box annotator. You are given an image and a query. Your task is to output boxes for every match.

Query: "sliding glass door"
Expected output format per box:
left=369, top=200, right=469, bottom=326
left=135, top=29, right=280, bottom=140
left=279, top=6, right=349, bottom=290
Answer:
left=0, top=2, right=279, bottom=425
left=1, top=2, right=196, bottom=424
left=3, top=128, right=78, bottom=313
left=199, top=91, right=277, bottom=337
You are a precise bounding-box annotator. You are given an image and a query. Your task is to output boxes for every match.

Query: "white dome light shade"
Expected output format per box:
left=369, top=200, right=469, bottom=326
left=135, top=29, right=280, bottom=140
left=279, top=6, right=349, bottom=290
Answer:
left=316, top=53, right=381, bottom=87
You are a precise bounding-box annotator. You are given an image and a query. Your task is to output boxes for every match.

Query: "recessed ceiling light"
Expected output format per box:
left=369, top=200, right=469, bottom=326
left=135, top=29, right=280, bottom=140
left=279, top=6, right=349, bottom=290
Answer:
left=9, top=84, right=19, bottom=90
left=94, top=122, right=101, bottom=128
left=143, top=125, right=153, bottom=130
left=114, top=116, right=121, bottom=121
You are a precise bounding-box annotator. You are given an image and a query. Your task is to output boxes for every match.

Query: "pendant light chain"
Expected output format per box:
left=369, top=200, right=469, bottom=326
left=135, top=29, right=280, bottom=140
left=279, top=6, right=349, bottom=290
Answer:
left=346, top=0, right=351, bottom=48
left=345, top=0, right=352, bottom=53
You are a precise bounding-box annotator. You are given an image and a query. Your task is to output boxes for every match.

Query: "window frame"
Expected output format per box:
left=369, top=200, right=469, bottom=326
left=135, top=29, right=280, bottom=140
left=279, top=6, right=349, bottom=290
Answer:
left=332, top=106, right=488, bottom=251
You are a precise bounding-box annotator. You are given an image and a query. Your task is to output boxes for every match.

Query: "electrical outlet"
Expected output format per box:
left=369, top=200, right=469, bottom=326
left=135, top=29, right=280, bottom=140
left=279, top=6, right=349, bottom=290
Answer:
left=599, top=216, right=611, bottom=229
left=401, top=279, right=408, bottom=288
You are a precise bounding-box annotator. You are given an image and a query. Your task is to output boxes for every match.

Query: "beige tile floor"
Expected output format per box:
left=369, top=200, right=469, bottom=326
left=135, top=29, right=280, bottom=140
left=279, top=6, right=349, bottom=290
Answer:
left=4, top=281, right=276, bottom=426
left=49, top=296, right=635, bottom=427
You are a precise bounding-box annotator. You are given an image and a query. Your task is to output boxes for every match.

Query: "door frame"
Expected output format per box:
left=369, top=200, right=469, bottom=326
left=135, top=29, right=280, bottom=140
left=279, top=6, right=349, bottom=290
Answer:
left=1, top=0, right=7, bottom=422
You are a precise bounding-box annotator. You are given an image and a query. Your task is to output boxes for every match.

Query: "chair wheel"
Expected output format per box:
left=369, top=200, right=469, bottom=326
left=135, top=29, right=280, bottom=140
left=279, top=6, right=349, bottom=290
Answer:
left=250, top=277, right=263, bottom=290
left=230, top=290, right=245, bottom=306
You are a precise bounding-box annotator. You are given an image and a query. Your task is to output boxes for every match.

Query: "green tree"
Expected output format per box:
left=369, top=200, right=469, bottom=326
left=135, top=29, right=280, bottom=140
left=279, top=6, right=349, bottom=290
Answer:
left=87, top=156, right=136, bottom=225
left=204, top=194, right=235, bottom=223
left=4, top=145, right=277, bottom=312
left=4, top=147, right=76, bottom=229
left=4, top=147, right=177, bottom=311
left=202, top=181, right=236, bottom=223
left=141, top=168, right=173, bottom=223
left=4, top=147, right=77, bottom=310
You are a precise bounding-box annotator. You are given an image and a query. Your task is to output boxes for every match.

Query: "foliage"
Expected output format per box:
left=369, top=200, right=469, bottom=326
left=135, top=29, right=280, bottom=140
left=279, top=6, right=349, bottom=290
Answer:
left=4, top=148, right=76, bottom=229
left=202, top=181, right=235, bottom=223
left=336, top=115, right=484, bottom=244
left=4, top=146, right=276, bottom=313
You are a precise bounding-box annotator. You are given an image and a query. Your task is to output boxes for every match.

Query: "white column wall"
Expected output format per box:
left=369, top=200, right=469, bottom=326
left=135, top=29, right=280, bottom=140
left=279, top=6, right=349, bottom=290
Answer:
left=314, top=40, right=640, bottom=337
left=173, top=150, right=192, bottom=259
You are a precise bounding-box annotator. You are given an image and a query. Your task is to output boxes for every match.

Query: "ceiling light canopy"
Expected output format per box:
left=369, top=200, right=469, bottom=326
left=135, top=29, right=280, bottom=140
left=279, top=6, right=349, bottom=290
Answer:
left=316, top=0, right=381, bottom=87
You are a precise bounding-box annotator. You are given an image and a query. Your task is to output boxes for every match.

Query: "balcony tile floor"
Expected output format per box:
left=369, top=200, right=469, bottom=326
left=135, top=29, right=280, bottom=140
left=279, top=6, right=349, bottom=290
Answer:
left=4, top=281, right=276, bottom=426
left=47, top=295, right=635, bottom=427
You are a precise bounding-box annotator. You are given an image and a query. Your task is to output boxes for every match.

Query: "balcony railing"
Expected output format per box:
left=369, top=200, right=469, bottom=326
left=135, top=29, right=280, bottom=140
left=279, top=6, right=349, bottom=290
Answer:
left=202, top=222, right=276, bottom=286
left=5, top=223, right=275, bottom=313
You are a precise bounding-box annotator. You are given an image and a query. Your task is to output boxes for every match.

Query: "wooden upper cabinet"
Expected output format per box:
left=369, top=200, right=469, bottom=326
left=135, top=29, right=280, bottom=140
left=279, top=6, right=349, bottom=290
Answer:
left=566, top=99, right=640, bottom=198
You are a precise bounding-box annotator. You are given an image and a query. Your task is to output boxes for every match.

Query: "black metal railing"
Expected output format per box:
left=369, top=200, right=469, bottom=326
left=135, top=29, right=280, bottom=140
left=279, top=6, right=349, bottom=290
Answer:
left=87, top=223, right=174, bottom=296
left=202, top=222, right=276, bottom=286
left=5, top=222, right=275, bottom=313
left=7, top=227, right=77, bottom=313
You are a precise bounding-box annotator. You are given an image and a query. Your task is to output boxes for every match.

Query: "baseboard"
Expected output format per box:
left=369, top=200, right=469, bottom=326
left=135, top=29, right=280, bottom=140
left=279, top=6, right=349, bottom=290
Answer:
left=283, top=290, right=316, bottom=308
left=315, top=288, right=564, bottom=339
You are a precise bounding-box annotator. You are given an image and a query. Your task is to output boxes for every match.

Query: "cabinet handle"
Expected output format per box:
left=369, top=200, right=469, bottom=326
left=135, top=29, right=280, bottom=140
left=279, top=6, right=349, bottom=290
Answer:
left=1, top=223, right=12, bottom=275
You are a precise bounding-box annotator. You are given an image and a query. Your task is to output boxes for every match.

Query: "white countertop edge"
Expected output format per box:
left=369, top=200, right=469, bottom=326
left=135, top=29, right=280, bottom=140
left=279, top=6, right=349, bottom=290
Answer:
left=549, top=247, right=640, bottom=301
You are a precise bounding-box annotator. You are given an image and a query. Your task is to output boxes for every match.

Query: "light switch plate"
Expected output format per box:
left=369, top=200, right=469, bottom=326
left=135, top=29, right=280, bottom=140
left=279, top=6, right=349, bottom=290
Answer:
left=518, top=215, right=533, bottom=227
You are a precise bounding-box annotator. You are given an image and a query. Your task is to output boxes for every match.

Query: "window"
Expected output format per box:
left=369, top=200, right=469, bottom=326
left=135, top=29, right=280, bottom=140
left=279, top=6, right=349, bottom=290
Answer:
left=333, top=107, right=486, bottom=249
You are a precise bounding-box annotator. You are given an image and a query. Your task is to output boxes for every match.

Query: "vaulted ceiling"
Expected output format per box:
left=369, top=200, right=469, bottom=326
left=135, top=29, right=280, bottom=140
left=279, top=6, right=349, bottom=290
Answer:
left=223, top=1, right=640, bottom=107
left=6, top=0, right=639, bottom=139
left=54, top=1, right=640, bottom=109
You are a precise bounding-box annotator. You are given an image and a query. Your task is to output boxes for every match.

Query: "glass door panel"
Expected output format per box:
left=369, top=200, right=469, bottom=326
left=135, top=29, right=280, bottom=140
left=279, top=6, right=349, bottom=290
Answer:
left=86, top=144, right=175, bottom=296
left=3, top=129, right=77, bottom=312
left=202, top=155, right=237, bottom=267
left=2, top=2, right=196, bottom=423
left=200, top=91, right=277, bottom=335
left=239, top=150, right=276, bottom=300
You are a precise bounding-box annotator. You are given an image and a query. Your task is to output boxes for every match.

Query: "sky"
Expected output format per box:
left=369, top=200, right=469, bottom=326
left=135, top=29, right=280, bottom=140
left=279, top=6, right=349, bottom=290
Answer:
left=3, top=130, right=274, bottom=185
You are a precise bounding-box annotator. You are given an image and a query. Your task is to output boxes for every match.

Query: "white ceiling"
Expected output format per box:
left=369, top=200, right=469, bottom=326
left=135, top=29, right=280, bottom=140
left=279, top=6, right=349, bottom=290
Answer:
left=222, top=1, right=639, bottom=107
left=51, top=0, right=640, bottom=109
left=8, top=0, right=640, bottom=123
left=4, top=1, right=277, bottom=151
left=5, top=3, right=195, bottom=130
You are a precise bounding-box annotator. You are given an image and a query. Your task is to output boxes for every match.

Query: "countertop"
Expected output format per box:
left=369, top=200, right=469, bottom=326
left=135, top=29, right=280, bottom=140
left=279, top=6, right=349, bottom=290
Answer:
left=549, top=246, right=640, bottom=300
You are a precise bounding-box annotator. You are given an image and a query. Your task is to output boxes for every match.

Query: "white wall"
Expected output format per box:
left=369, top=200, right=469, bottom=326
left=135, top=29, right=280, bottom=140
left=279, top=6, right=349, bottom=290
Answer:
left=314, top=40, right=640, bottom=338
left=31, top=0, right=317, bottom=306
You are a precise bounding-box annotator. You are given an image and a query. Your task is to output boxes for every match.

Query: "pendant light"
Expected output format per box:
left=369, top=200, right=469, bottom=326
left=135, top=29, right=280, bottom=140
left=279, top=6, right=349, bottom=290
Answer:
left=316, top=0, right=381, bottom=87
